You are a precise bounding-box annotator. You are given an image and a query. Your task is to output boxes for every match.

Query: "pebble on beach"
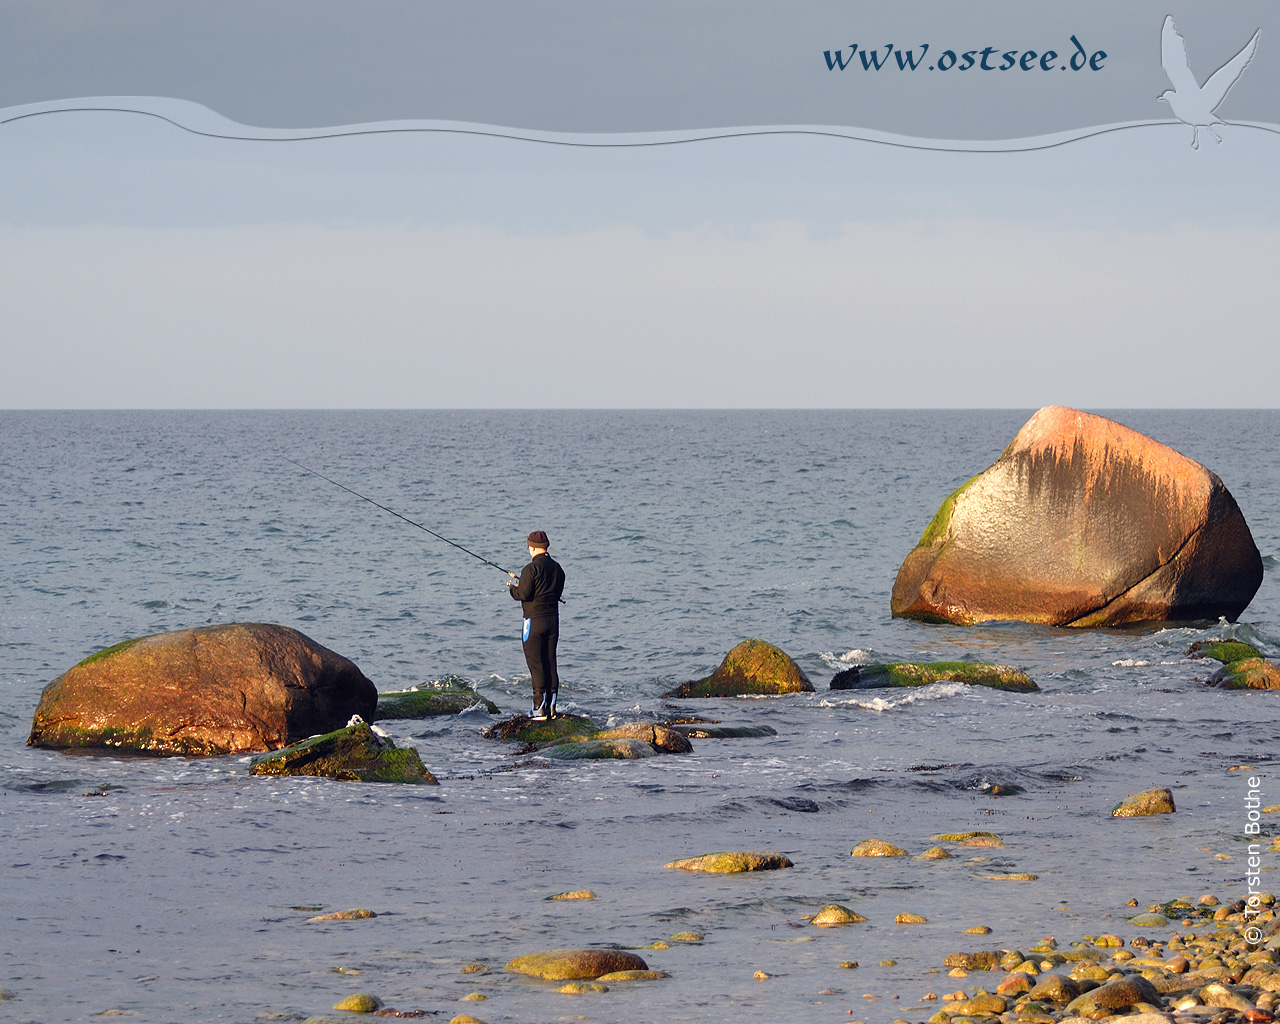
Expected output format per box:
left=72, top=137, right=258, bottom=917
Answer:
left=813, top=904, right=867, bottom=926
left=896, top=913, right=928, bottom=924
left=504, top=949, right=648, bottom=981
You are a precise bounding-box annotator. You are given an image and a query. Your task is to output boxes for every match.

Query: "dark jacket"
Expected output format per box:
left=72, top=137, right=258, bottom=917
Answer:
left=509, top=552, right=565, bottom=619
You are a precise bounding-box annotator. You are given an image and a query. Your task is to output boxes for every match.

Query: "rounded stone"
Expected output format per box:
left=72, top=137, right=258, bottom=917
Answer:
left=557, top=981, right=608, bottom=994
left=896, top=913, right=927, bottom=924
left=664, top=851, right=793, bottom=873
left=667, top=639, right=814, bottom=698
left=920, top=846, right=953, bottom=860
left=852, top=839, right=908, bottom=857
left=1112, top=788, right=1176, bottom=817
left=813, top=904, right=867, bottom=927
left=596, top=970, right=668, bottom=981
left=504, top=949, right=647, bottom=981
left=332, top=993, right=382, bottom=1012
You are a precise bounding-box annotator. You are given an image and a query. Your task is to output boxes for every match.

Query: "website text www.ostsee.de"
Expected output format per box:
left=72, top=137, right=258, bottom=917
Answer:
left=823, top=36, right=1107, bottom=73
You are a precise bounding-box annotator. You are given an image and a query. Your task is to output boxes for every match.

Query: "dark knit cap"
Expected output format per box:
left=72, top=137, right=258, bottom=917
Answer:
left=527, top=530, right=550, bottom=548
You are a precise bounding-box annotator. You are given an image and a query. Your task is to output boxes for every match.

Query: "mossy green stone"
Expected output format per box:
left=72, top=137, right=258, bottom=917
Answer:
left=665, top=723, right=777, bottom=738
left=932, top=831, right=1003, bottom=842
left=1128, top=913, right=1169, bottom=927
left=249, top=723, right=437, bottom=784
left=667, top=639, right=814, bottom=698
left=375, top=687, right=499, bottom=718
left=74, top=636, right=144, bottom=669
left=1187, top=640, right=1263, bottom=664
left=539, top=738, right=658, bottom=760
left=332, top=993, right=382, bottom=1012
left=1211, top=657, right=1280, bottom=690
left=839, top=662, right=1038, bottom=692
left=851, top=838, right=908, bottom=857
left=504, top=948, right=648, bottom=980
left=482, top=714, right=597, bottom=750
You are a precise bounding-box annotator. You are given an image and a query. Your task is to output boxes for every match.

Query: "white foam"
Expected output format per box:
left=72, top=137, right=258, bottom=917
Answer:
left=819, top=680, right=968, bottom=712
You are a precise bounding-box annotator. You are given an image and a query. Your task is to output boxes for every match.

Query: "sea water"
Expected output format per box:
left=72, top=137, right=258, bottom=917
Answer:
left=1, top=409, right=1278, bottom=1024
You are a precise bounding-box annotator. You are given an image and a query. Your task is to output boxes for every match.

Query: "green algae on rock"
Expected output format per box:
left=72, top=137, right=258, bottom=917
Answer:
left=919, top=846, right=953, bottom=859
left=595, top=969, right=667, bottom=981
left=549, top=889, right=596, bottom=900
left=482, top=713, right=597, bottom=749
left=664, top=851, right=793, bottom=873
left=664, top=720, right=778, bottom=739
left=851, top=838, right=908, bottom=857
left=666, top=638, right=814, bottom=698
left=1111, top=787, right=1176, bottom=817
left=249, top=722, right=437, bottom=784
left=1211, top=657, right=1280, bottom=690
left=332, top=993, right=382, bottom=1012
left=943, top=951, right=1000, bottom=971
left=539, top=737, right=660, bottom=760
left=504, top=948, right=647, bottom=980
left=1187, top=639, right=1263, bottom=664
left=831, top=661, right=1038, bottom=692
left=374, top=684, right=499, bottom=719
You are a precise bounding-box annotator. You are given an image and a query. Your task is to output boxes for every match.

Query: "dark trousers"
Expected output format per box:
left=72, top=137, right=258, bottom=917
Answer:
left=522, top=617, right=560, bottom=710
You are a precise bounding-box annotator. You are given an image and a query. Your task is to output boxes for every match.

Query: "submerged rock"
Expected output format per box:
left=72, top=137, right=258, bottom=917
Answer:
left=1211, top=657, right=1280, bottom=690
left=539, top=737, right=659, bottom=760
left=664, top=851, right=793, bottom=873
left=374, top=684, right=499, bottom=718
left=831, top=662, right=1038, bottom=692
left=1187, top=639, right=1263, bottom=664
left=666, top=639, right=814, bottom=698
left=504, top=949, right=647, bottom=980
left=485, top=715, right=692, bottom=760
left=891, top=406, right=1263, bottom=627
left=851, top=839, right=908, bottom=857
left=27, top=622, right=377, bottom=755
left=812, top=904, right=867, bottom=926
left=250, top=722, right=437, bottom=784
left=1112, top=788, right=1176, bottom=817
left=664, top=721, right=778, bottom=739
left=596, top=969, right=667, bottom=981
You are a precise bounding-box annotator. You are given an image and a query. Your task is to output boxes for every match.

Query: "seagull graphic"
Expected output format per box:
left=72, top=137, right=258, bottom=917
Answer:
left=1159, top=15, right=1260, bottom=149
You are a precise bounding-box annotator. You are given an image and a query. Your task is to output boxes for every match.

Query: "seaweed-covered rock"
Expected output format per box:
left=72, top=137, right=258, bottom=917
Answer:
left=663, top=721, right=778, bottom=739
left=667, top=639, right=814, bottom=698
left=27, top=623, right=376, bottom=756
left=249, top=722, right=437, bottom=784
left=539, top=737, right=660, bottom=760
left=375, top=684, right=499, bottom=718
left=1211, top=657, right=1280, bottom=690
left=1112, top=787, right=1176, bottom=817
left=831, top=662, right=1038, bottom=693
left=891, top=406, right=1263, bottom=627
left=1187, top=640, right=1263, bottom=664
left=664, top=851, right=793, bottom=873
left=482, top=713, right=598, bottom=751
left=504, top=949, right=647, bottom=980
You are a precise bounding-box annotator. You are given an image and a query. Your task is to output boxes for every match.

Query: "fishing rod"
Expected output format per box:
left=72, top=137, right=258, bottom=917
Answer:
left=284, top=457, right=515, bottom=577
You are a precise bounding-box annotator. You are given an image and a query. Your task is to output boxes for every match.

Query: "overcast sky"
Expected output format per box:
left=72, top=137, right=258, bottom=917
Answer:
left=0, top=2, right=1276, bottom=408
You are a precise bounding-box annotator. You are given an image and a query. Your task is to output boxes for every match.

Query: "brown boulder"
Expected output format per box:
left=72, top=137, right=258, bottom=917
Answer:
left=891, top=406, right=1262, bottom=627
left=27, top=623, right=376, bottom=755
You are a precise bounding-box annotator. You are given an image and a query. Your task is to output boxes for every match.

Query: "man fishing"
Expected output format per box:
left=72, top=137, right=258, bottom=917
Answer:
left=507, top=530, right=565, bottom=720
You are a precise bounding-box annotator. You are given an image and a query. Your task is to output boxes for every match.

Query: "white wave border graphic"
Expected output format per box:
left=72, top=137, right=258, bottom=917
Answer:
left=4, top=96, right=1279, bottom=152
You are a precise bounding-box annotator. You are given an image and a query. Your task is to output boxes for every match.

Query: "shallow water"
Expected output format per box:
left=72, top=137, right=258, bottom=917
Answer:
left=2, top=410, right=1278, bottom=1023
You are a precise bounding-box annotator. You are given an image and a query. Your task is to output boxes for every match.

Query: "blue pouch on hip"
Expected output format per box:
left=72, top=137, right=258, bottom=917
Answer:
left=522, top=617, right=531, bottom=642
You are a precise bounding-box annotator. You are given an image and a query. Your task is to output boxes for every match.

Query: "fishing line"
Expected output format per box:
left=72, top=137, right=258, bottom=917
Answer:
left=284, top=457, right=514, bottom=577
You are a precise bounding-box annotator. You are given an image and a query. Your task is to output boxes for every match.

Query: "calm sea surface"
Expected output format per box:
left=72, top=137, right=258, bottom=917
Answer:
left=2, top=410, right=1278, bottom=1024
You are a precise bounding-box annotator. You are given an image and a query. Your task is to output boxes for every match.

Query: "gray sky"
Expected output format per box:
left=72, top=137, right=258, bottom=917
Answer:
left=0, top=2, right=1277, bottom=408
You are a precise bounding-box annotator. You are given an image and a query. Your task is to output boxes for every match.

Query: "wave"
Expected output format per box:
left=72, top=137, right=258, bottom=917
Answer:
left=5, top=96, right=1279, bottom=152
left=818, top=680, right=968, bottom=711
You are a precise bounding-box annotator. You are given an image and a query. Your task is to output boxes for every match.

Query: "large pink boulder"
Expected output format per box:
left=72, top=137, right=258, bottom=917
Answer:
left=891, top=407, right=1263, bottom=627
